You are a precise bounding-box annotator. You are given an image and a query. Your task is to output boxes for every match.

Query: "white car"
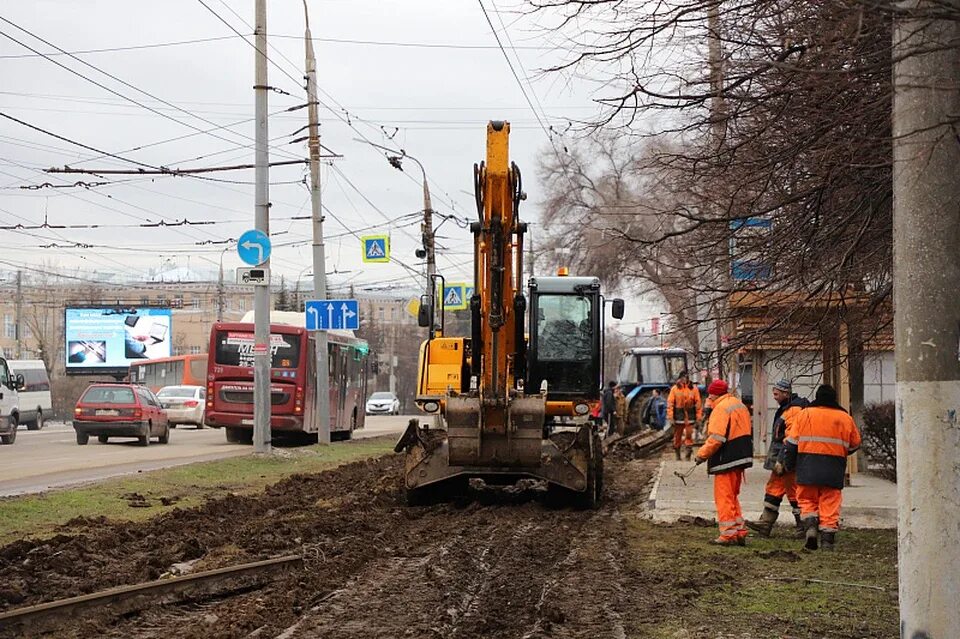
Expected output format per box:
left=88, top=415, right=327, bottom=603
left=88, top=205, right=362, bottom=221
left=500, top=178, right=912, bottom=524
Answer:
left=366, top=391, right=400, bottom=416
left=157, top=385, right=206, bottom=429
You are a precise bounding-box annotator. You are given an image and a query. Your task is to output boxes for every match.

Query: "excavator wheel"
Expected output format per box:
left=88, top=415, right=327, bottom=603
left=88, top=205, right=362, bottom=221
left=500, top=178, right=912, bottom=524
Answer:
left=405, top=476, right=469, bottom=506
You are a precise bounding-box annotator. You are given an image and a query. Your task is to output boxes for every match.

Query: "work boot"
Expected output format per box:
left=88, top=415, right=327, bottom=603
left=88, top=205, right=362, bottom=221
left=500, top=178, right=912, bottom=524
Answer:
left=674, top=448, right=682, bottom=461
left=745, top=508, right=778, bottom=538
left=820, top=531, right=836, bottom=551
left=792, top=512, right=805, bottom=539
left=709, top=536, right=742, bottom=547
left=684, top=446, right=693, bottom=461
left=803, top=517, right=819, bottom=551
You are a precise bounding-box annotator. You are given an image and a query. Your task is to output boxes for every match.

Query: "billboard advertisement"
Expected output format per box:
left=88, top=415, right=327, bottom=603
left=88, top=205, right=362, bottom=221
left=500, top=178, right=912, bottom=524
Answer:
left=64, top=307, right=173, bottom=375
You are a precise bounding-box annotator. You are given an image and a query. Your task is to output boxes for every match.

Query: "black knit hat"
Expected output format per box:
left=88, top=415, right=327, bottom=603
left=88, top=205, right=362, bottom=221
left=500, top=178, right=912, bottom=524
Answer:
left=815, top=384, right=838, bottom=404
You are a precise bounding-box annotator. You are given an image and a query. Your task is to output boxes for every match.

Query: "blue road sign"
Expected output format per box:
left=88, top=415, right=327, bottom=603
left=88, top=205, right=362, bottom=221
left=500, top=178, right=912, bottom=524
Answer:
left=237, top=229, right=271, bottom=266
left=305, top=299, right=360, bottom=331
left=361, top=235, right=389, bottom=263
left=442, top=283, right=467, bottom=311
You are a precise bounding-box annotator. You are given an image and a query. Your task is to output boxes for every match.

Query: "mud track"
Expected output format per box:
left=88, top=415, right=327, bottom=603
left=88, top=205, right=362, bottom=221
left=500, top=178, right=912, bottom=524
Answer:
left=0, top=442, right=659, bottom=639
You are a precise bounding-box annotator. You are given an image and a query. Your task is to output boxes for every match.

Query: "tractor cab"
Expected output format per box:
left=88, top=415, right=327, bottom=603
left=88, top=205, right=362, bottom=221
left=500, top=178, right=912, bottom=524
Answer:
left=617, top=347, right=689, bottom=431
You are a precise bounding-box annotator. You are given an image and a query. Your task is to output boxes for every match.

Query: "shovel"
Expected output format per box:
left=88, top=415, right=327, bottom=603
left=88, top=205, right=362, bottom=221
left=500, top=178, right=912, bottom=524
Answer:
left=673, top=463, right=699, bottom=486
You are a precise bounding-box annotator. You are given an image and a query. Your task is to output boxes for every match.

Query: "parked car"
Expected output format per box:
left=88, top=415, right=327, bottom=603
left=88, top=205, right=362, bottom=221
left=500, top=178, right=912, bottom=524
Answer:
left=366, top=391, right=400, bottom=416
left=73, top=383, right=169, bottom=446
left=157, top=385, right=205, bottom=429
left=0, top=357, right=24, bottom=445
left=9, top=360, right=51, bottom=430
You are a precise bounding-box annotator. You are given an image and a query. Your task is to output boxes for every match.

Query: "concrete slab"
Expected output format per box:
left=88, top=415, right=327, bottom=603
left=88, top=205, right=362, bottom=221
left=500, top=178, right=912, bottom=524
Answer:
left=646, top=452, right=897, bottom=529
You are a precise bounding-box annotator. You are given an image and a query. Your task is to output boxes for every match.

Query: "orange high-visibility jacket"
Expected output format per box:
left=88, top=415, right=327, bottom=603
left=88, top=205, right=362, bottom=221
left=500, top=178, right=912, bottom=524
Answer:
left=695, top=393, right=753, bottom=474
left=783, top=406, right=861, bottom=489
left=667, top=382, right=703, bottom=422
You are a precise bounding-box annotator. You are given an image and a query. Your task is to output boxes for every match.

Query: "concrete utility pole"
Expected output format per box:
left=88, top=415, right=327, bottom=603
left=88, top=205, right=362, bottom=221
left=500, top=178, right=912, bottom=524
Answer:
left=892, top=7, right=960, bottom=637
left=303, top=0, right=331, bottom=445
left=252, top=0, right=271, bottom=454
left=14, top=270, right=22, bottom=359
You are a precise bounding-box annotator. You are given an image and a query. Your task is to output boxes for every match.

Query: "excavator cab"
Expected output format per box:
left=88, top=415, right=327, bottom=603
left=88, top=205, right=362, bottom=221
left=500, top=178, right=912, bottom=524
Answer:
left=528, top=276, right=602, bottom=411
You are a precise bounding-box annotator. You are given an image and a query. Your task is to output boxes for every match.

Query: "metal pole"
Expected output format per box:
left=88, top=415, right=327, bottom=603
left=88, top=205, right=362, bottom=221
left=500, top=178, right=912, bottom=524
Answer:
left=14, top=270, right=22, bottom=359
left=217, top=252, right=225, bottom=322
left=252, top=0, right=271, bottom=454
left=892, top=6, right=960, bottom=636
left=304, top=1, right=331, bottom=445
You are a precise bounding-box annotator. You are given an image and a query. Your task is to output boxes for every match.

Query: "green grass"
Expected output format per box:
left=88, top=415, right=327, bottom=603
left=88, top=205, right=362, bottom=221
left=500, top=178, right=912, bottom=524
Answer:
left=624, top=519, right=899, bottom=638
left=0, top=438, right=394, bottom=546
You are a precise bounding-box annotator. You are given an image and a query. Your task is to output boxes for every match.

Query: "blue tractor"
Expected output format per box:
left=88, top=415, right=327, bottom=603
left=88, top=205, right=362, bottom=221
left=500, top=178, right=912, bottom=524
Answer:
left=616, top=347, right=690, bottom=434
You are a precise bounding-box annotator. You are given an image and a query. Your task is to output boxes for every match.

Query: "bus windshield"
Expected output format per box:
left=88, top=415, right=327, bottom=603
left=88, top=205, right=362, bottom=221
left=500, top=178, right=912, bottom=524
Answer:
left=214, top=331, right=301, bottom=369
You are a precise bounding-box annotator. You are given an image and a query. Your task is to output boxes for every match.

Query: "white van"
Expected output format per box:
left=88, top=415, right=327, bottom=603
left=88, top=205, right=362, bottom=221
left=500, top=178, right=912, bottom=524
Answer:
left=0, top=358, right=24, bottom=444
left=9, top=360, right=51, bottom=430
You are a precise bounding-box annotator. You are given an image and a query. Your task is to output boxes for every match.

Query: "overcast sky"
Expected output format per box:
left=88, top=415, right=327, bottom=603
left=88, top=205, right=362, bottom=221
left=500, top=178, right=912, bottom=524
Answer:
left=0, top=1, right=606, bottom=287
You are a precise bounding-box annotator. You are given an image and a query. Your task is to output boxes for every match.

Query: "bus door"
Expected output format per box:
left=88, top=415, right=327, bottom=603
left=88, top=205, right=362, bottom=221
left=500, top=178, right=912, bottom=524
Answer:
left=337, top=346, right=349, bottom=430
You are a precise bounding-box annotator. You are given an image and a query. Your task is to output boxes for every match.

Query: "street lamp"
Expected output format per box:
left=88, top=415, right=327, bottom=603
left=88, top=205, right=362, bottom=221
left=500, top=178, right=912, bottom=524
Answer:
left=385, top=153, right=435, bottom=279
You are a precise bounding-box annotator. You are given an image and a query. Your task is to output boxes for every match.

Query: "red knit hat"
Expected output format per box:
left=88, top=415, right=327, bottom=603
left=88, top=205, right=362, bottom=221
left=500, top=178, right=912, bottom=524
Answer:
left=707, top=380, right=728, bottom=396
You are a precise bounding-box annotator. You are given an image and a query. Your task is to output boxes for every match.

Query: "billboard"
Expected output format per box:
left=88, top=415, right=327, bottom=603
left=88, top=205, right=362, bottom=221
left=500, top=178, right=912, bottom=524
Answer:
left=64, top=307, right=173, bottom=375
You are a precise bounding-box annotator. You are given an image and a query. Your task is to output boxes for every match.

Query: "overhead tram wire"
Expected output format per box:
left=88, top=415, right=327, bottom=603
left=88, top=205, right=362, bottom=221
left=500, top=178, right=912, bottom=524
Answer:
left=0, top=35, right=238, bottom=59
left=194, top=1, right=473, bottom=218
left=326, top=165, right=469, bottom=278
left=0, top=17, right=304, bottom=164
left=0, top=111, right=300, bottom=186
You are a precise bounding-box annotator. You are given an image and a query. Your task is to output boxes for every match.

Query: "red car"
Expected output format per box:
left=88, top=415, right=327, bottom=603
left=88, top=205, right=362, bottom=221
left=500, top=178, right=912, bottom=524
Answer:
left=73, top=383, right=170, bottom=447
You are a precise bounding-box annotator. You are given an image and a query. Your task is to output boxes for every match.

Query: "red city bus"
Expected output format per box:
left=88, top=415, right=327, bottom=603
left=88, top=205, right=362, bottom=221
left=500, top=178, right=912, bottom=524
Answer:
left=204, top=313, right=368, bottom=444
left=129, top=354, right=207, bottom=393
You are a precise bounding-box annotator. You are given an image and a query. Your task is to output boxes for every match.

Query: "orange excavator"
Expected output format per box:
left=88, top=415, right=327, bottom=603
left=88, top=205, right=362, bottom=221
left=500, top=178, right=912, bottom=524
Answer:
left=394, top=121, right=623, bottom=506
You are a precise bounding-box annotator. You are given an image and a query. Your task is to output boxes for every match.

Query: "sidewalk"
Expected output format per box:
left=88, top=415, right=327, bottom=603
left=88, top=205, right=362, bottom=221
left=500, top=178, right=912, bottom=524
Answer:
left=647, top=452, right=897, bottom=529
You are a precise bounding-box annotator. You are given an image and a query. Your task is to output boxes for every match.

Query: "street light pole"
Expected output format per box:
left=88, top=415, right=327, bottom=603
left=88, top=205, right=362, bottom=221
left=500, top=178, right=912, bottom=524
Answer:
left=303, top=1, right=331, bottom=445
left=252, top=0, right=272, bottom=454
left=388, top=154, right=435, bottom=282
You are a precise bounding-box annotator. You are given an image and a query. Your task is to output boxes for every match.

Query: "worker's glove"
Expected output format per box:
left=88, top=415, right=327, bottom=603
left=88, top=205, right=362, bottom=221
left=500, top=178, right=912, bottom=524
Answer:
left=665, top=419, right=673, bottom=429
left=695, top=456, right=706, bottom=466
left=773, top=462, right=785, bottom=476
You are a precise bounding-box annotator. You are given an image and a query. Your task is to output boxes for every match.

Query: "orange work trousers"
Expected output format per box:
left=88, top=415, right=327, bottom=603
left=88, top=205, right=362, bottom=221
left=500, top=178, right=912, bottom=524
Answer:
left=796, top=484, right=843, bottom=532
left=672, top=421, right=694, bottom=449
left=713, top=469, right=746, bottom=539
left=764, top=470, right=797, bottom=503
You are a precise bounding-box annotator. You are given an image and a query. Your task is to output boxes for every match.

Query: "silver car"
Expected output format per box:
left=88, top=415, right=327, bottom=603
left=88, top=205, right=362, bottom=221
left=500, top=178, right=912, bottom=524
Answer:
left=365, top=391, right=400, bottom=416
left=157, top=385, right=206, bottom=429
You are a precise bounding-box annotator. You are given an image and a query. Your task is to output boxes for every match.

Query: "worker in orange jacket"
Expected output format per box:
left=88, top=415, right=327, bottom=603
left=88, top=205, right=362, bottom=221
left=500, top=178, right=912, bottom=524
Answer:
left=667, top=371, right=702, bottom=461
left=782, top=384, right=861, bottom=551
left=695, top=380, right=753, bottom=546
left=746, top=379, right=809, bottom=538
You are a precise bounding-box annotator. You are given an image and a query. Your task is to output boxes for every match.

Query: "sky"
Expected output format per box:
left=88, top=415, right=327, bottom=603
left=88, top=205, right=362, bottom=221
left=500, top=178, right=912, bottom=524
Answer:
left=0, top=0, right=665, bottom=330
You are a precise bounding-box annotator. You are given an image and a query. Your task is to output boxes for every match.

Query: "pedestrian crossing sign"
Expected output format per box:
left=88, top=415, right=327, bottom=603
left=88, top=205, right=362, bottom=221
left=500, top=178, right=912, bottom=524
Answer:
left=464, top=286, right=475, bottom=302
left=442, top=283, right=468, bottom=311
left=361, top=235, right=390, bottom=263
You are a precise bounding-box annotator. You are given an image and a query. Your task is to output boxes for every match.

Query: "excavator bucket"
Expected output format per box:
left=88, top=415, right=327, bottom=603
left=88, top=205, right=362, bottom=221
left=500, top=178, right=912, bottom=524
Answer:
left=394, top=410, right=601, bottom=507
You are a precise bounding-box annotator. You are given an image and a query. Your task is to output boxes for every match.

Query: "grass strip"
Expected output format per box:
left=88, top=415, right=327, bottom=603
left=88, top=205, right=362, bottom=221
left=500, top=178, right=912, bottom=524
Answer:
left=0, top=438, right=394, bottom=546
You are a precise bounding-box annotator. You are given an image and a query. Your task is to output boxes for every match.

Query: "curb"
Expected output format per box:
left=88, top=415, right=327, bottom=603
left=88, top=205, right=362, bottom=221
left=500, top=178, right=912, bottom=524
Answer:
left=646, top=460, right=665, bottom=510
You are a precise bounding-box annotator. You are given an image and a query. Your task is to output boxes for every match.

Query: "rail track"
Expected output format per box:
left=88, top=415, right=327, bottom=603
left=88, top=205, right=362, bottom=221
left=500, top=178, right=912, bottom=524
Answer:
left=0, top=555, right=301, bottom=634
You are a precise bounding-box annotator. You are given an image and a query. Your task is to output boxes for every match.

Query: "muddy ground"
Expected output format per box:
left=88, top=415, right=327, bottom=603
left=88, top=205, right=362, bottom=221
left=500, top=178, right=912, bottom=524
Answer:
left=0, top=441, right=899, bottom=638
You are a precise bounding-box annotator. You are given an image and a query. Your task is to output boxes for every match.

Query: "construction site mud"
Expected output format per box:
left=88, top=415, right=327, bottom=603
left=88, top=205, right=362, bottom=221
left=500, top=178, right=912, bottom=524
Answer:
left=0, top=441, right=898, bottom=638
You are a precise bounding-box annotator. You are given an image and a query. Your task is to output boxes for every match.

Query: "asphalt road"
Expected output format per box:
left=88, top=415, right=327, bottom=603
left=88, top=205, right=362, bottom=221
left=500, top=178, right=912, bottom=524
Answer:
left=0, top=415, right=412, bottom=497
